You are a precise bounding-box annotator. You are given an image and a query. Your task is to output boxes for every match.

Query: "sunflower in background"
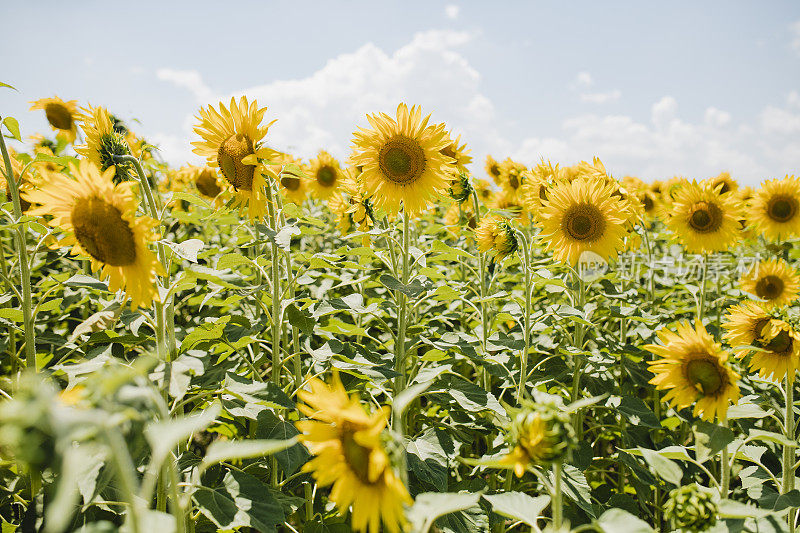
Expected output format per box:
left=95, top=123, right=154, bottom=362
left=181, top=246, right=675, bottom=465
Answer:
left=498, top=158, right=526, bottom=202
left=308, top=150, right=344, bottom=200
left=706, top=171, right=738, bottom=195
left=473, top=178, right=495, bottom=205
left=740, top=258, right=800, bottom=309
left=519, top=160, right=559, bottom=218
left=667, top=180, right=740, bottom=253
left=350, top=103, right=455, bottom=216
left=536, top=177, right=628, bottom=265
left=646, top=320, right=740, bottom=422
left=76, top=105, right=135, bottom=184
left=29, top=134, right=64, bottom=175
left=475, top=215, right=518, bottom=260
left=655, top=176, right=690, bottom=222
left=270, top=152, right=309, bottom=205
left=485, top=155, right=503, bottom=185
left=170, top=165, right=226, bottom=202
left=192, top=96, right=278, bottom=220
left=295, top=372, right=411, bottom=533
left=440, top=133, right=472, bottom=174
left=3, top=148, right=34, bottom=212
left=722, top=302, right=800, bottom=382
left=30, top=96, right=80, bottom=143
left=747, top=176, right=800, bottom=240
left=328, top=167, right=374, bottom=245
left=23, top=160, right=162, bottom=309
left=444, top=200, right=477, bottom=240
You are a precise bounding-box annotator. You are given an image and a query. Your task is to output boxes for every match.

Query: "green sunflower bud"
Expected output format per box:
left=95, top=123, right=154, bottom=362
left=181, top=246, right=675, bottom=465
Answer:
left=508, top=403, right=576, bottom=467
left=664, top=484, right=717, bottom=533
left=448, top=172, right=473, bottom=203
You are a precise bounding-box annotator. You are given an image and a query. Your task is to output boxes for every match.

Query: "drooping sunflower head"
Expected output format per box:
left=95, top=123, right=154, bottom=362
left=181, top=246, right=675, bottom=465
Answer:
left=723, top=302, right=800, bottom=382
left=350, top=103, right=455, bottom=216
left=75, top=105, right=134, bottom=184
left=448, top=172, right=473, bottom=203
left=192, top=96, right=277, bottom=219
left=646, top=320, right=740, bottom=422
left=665, top=484, right=718, bottom=533
left=23, top=160, right=162, bottom=309
left=667, top=180, right=741, bottom=253
left=308, top=150, right=344, bottom=200
left=475, top=216, right=518, bottom=260
left=747, top=176, right=800, bottom=240
left=536, top=178, right=629, bottom=265
left=485, top=155, right=503, bottom=185
left=30, top=96, right=79, bottom=143
left=499, top=403, right=576, bottom=477
left=440, top=133, right=472, bottom=174
left=296, top=372, right=411, bottom=533
left=740, top=258, right=800, bottom=309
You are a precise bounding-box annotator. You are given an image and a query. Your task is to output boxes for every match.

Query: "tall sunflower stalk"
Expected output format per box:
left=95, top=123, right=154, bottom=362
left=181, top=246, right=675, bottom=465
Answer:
left=515, top=230, right=532, bottom=404
left=0, top=121, right=35, bottom=371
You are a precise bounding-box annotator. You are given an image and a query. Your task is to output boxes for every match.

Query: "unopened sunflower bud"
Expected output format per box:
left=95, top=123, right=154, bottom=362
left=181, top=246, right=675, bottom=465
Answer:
left=499, top=403, right=576, bottom=477
left=476, top=216, right=518, bottom=260
left=449, top=172, right=473, bottom=203
left=664, top=484, right=717, bottom=533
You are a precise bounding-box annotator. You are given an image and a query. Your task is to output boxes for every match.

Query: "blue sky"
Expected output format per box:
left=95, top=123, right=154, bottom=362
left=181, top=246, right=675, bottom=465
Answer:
left=1, top=0, right=799, bottom=185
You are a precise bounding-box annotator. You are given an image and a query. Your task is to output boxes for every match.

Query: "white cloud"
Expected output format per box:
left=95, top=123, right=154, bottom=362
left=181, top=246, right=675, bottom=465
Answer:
left=445, top=4, right=460, bottom=19
left=791, top=19, right=800, bottom=55
left=579, top=89, right=621, bottom=104
left=156, top=68, right=215, bottom=103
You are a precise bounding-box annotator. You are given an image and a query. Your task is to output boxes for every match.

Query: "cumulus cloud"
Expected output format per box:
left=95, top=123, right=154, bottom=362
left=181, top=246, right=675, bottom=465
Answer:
left=445, top=4, right=460, bottom=19
left=156, top=32, right=800, bottom=185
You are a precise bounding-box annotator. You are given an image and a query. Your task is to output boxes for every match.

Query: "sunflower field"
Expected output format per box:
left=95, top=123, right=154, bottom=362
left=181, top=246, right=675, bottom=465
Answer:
left=2, top=87, right=800, bottom=533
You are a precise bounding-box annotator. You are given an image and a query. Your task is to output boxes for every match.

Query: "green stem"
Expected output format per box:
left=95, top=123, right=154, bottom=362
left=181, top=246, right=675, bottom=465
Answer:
left=516, top=231, right=531, bottom=404
left=698, top=252, right=709, bottom=322
left=393, top=212, right=410, bottom=433
left=552, top=461, right=563, bottom=530
left=784, top=377, right=796, bottom=533
left=0, top=121, right=35, bottom=371
left=720, top=417, right=730, bottom=499
left=104, top=427, right=143, bottom=533
left=570, top=271, right=586, bottom=438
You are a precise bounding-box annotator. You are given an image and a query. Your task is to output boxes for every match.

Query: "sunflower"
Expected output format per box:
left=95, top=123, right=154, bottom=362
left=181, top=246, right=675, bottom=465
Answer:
left=328, top=168, right=374, bottom=245
left=475, top=215, right=518, bottom=260
left=747, top=176, right=800, bottom=240
left=173, top=165, right=226, bottom=200
left=296, top=372, right=411, bottom=533
left=23, top=160, right=162, bottom=309
left=646, top=320, right=740, bottom=422
left=192, top=96, right=278, bottom=220
left=308, top=151, right=344, bottom=200
left=498, top=158, right=526, bottom=201
left=485, top=155, right=503, bottom=185
left=473, top=178, right=495, bottom=205
left=499, top=406, right=575, bottom=477
left=722, top=302, right=800, bottom=382
left=3, top=149, right=33, bottom=212
left=536, top=178, right=629, bottom=265
left=440, top=133, right=472, bottom=174
left=75, top=105, right=135, bottom=184
left=519, top=160, right=559, bottom=215
left=271, top=152, right=309, bottom=205
left=444, top=201, right=477, bottom=240
left=30, top=96, right=79, bottom=143
left=351, top=104, right=455, bottom=216
left=667, top=180, right=740, bottom=253
left=707, top=171, right=738, bottom=195
left=740, top=258, right=800, bottom=309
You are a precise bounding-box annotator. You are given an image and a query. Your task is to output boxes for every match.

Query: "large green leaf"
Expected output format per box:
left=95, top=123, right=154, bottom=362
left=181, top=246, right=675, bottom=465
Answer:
left=193, top=469, right=284, bottom=532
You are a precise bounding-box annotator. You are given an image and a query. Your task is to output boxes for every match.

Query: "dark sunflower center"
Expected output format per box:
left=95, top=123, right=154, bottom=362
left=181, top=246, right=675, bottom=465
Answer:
left=490, top=164, right=500, bottom=178
left=688, top=201, right=722, bottom=233
left=378, top=136, right=426, bottom=185
left=281, top=175, right=301, bottom=191
left=756, top=275, right=784, bottom=300
left=340, top=429, right=372, bottom=484
left=643, top=194, right=654, bottom=212
left=44, top=103, right=73, bottom=130
left=195, top=169, right=222, bottom=198
left=71, top=196, right=136, bottom=266
left=563, top=204, right=606, bottom=242
left=765, top=330, right=793, bottom=355
left=316, top=166, right=337, bottom=187
left=441, top=144, right=456, bottom=159
left=509, top=174, right=520, bottom=190
left=685, top=358, right=724, bottom=396
left=217, top=134, right=255, bottom=191
left=767, top=196, right=797, bottom=223
left=98, top=133, right=133, bottom=183
left=752, top=317, right=771, bottom=340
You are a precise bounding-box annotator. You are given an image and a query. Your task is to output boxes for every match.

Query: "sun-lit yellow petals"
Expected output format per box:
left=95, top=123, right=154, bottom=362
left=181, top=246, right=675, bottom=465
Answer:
left=740, top=258, right=800, bottom=309
left=747, top=175, right=800, bottom=240
left=30, top=96, right=79, bottom=143
left=667, top=180, right=741, bottom=253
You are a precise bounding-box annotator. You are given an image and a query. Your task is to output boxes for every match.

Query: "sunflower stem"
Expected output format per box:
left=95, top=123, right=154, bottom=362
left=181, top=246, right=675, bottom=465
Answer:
left=552, top=460, right=564, bottom=530
left=720, top=417, right=731, bottom=499
left=471, top=188, right=492, bottom=392
left=698, top=252, right=709, bottom=322
left=516, top=230, right=531, bottom=404
left=0, top=119, right=35, bottom=372
left=393, top=212, right=410, bottom=434
left=784, top=376, right=796, bottom=533
left=570, top=271, right=586, bottom=439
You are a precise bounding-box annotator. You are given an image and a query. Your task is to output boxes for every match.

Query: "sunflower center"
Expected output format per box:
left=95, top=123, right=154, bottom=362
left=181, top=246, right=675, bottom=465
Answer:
left=688, top=202, right=723, bottom=233
left=756, top=275, right=784, bottom=300
left=71, top=196, right=137, bottom=266
left=563, top=204, right=606, bottom=242
left=379, top=136, right=426, bottom=185
left=765, top=330, right=793, bottom=355
left=490, top=164, right=500, bottom=178
left=281, top=175, right=301, bottom=191
left=767, top=196, right=797, bottom=223
left=316, top=166, right=337, bottom=187
left=195, top=169, right=222, bottom=198
left=217, top=134, right=255, bottom=191
left=341, top=429, right=372, bottom=484
left=44, top=103, right=73, bottom=130
left=643, top=195, right=654, bottom=212
left=98, top=133, right=133, bottom=183
left=685, top=358, right=724, bottom=396
left=509, top=174, right=520, bottom=190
